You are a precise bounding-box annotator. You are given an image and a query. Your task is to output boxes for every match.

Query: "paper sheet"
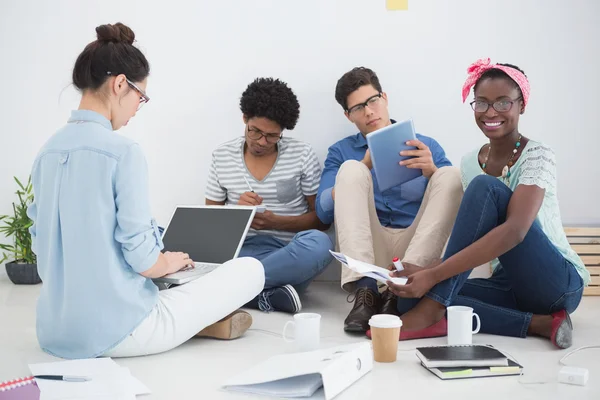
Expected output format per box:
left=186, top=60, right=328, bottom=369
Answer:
left=329, top=251, right=407, bottom=285
left=29, top=358, right=150, bottom=400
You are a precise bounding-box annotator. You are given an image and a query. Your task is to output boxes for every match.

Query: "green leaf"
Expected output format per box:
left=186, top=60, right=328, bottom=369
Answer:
left=0, top=176, right=35, bottom=263
left=14, top=176, right=25, bottom=191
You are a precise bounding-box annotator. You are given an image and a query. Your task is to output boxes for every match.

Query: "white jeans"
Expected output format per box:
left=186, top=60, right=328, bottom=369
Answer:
left=104, top=257, right=265, bottom=358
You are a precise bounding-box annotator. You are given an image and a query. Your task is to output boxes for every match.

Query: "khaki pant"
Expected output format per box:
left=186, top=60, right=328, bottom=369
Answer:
left=334, top=161, right=463, bottom=292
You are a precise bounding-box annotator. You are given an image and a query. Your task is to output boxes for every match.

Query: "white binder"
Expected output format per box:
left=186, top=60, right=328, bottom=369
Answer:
left=222, top=342, right=373, bottom=399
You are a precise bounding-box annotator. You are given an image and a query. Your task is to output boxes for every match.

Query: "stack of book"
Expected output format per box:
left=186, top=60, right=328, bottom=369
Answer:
left=416, top=345, right=523, bottom=380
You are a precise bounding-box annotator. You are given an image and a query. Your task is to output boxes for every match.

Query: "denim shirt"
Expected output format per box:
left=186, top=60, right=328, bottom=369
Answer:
left=316, top=123, right=452, bottom=228
left=27, top=110, right=161, bottom=359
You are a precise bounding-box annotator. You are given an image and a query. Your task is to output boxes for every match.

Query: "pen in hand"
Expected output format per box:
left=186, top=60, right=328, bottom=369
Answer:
left=243, top=176, right=255, bottom=193
left=34, top=375, right=91, bottom=382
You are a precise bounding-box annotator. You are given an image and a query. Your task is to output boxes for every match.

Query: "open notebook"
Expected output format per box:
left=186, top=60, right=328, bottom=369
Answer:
left=329, top=251, right=407, bottom=286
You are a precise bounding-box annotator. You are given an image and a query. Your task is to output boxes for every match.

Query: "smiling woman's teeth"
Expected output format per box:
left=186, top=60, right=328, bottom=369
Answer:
left=484, top=122, right=503, bottom=127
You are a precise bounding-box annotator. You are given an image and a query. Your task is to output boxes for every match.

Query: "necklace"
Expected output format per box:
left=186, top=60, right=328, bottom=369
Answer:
left=482, top=134, right=522, bottom=185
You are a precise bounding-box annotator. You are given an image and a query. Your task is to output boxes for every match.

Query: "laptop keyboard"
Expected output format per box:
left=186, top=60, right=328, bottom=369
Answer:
left=192, top=262, right=219, bottom=272
left=169, top=262, right=219, bottom=278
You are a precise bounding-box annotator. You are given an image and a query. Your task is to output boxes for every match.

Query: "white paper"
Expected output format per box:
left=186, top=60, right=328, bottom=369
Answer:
left=29, top=358, right=150, bottom=400
left=329, top=250, right=407, bottom=285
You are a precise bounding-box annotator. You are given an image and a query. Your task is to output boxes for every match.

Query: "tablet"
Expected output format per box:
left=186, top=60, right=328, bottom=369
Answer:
left=366, top=119, right=422, bottom=192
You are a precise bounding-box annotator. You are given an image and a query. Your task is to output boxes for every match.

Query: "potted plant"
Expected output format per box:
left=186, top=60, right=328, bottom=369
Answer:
left=0, top=176, right=41, bottom=284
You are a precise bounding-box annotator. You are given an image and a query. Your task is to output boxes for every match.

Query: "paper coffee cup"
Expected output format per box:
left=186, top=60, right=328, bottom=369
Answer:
left=369, top=314, right=402, bottom=363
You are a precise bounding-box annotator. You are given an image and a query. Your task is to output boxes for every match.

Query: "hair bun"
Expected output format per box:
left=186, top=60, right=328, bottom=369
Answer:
left=95, top=22, right=135, bottom=45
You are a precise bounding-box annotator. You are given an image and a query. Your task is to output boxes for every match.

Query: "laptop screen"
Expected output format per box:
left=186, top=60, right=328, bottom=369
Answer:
left=161, top=207, right=254, bottom=264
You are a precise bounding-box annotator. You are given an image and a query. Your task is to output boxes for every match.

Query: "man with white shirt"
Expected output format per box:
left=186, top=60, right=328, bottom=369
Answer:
left=206, top=77, right=333, bottom=314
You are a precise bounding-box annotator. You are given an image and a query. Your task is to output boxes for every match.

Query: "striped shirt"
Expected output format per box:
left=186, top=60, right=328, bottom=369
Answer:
left=206, top=136, right=322, bottom=241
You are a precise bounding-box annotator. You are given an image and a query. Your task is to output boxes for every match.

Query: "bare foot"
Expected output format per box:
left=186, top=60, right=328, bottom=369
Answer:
left=399, top=298, right=446, bottom=330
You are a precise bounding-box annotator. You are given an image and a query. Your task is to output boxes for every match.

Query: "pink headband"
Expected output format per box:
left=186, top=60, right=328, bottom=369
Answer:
left=461, top=58, right=530, bottom=110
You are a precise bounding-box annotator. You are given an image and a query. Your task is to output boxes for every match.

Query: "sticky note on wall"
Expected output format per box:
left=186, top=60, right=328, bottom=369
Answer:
left=387, top=0, right=408, bottom=10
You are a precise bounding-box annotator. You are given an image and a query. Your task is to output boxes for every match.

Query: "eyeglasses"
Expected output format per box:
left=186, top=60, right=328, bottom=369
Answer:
left=246, top=125, right=282, bottom=144
left=470, top=97, right=522, bottom=113
left=347, top=93, right=383, bottom=116
left=126, top=78, right=150, bottom=110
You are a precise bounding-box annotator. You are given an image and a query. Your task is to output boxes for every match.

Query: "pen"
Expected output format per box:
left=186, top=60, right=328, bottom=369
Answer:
left=34, top=375, right=91, bottom=382
left=243, top=176, right=255, bottom=193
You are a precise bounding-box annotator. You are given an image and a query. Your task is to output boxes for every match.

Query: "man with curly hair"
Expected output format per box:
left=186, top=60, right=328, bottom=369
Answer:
left=206, top=78, right=333, bottom=314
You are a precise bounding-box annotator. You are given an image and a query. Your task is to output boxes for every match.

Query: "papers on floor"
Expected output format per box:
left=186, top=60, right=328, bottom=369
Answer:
left=329, top=251, right=407, bottom=285
left=28, top=358, right=150, bottom=400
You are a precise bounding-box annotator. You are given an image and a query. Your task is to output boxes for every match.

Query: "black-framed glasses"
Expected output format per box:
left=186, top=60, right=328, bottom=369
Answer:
left=470, top=97, right=522, bottom=113
left=126, top=78, right=150, bottom=110
left=347, top=93, right=383, bottom=115
left=246, top=125, right=282, bottom=144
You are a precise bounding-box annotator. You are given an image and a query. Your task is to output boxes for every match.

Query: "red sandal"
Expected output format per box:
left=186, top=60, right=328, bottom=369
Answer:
left=550, top=310, right=573, bottom=349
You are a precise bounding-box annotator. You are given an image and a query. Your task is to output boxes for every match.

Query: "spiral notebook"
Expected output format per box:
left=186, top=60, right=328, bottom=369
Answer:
left=0, top=377, right=40, bottom=400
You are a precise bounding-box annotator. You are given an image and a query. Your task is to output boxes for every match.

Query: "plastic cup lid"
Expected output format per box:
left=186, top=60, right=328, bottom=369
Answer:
left=368, top=314, right=402, bottom=329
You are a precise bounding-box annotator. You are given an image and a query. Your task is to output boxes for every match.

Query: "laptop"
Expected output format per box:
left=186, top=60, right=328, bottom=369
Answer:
left=152, top=205, right=256, bottom=285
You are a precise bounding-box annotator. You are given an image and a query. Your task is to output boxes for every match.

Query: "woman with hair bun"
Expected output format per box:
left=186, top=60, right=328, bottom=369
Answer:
left=27, top=23, right=265, bottom=359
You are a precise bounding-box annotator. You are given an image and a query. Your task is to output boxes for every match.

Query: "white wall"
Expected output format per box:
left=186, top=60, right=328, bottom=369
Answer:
left=1, top=0, right=599, bottom=235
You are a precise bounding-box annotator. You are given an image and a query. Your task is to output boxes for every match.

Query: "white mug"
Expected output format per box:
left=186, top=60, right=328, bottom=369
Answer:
left=282, top=313, right=321, bottom=352
left=447, top=306, right=481, bottom=345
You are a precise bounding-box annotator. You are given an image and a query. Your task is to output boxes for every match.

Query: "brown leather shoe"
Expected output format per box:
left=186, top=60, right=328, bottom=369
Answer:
left=380, top=289, right=400, bottom=317
left=195, top=310, right=252, bottom=340
left=344, top=288, right=381, bottom=333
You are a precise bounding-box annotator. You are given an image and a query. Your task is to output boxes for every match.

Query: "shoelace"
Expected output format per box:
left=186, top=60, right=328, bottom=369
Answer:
left=258, top=290, right=274, bottom=312
left=346, top=288, right=376, bottom=307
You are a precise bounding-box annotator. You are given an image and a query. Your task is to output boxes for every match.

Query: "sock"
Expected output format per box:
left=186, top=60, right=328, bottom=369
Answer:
left=356, top=277, right=379, bottom=294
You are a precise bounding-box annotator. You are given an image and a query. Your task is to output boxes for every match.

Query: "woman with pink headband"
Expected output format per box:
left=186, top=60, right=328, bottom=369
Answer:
left=381, top=58, right=589, bottom=349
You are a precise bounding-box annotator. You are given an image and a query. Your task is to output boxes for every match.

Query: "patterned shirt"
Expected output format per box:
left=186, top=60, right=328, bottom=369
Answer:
left=461, top=140, right=590, bottom=284
left=206, top=137, right=322, bottom=241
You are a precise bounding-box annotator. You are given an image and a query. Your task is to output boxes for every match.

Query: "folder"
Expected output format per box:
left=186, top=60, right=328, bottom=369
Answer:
left=222, top=342, right=372, bottom=399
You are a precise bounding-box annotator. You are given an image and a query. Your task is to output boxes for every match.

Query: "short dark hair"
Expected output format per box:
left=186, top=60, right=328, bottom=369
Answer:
left=72, top=22, right=150, bottom=91
left=240, top=78, right=300, bottom=130
left=474, top=63, right=527, bottom=98
left=335, top=67, right=383, bottom=111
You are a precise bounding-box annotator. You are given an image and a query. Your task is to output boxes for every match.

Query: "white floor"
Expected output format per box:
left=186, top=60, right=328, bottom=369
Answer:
left=1, top=271, right=599, bottom=400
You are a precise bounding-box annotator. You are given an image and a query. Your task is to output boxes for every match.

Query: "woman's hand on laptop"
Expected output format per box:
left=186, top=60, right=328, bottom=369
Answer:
left=141, top=251, right=194, bottom=278
left=164, top=251, right=194, bottom=274
left=239, top=192, right=263, bottom=206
